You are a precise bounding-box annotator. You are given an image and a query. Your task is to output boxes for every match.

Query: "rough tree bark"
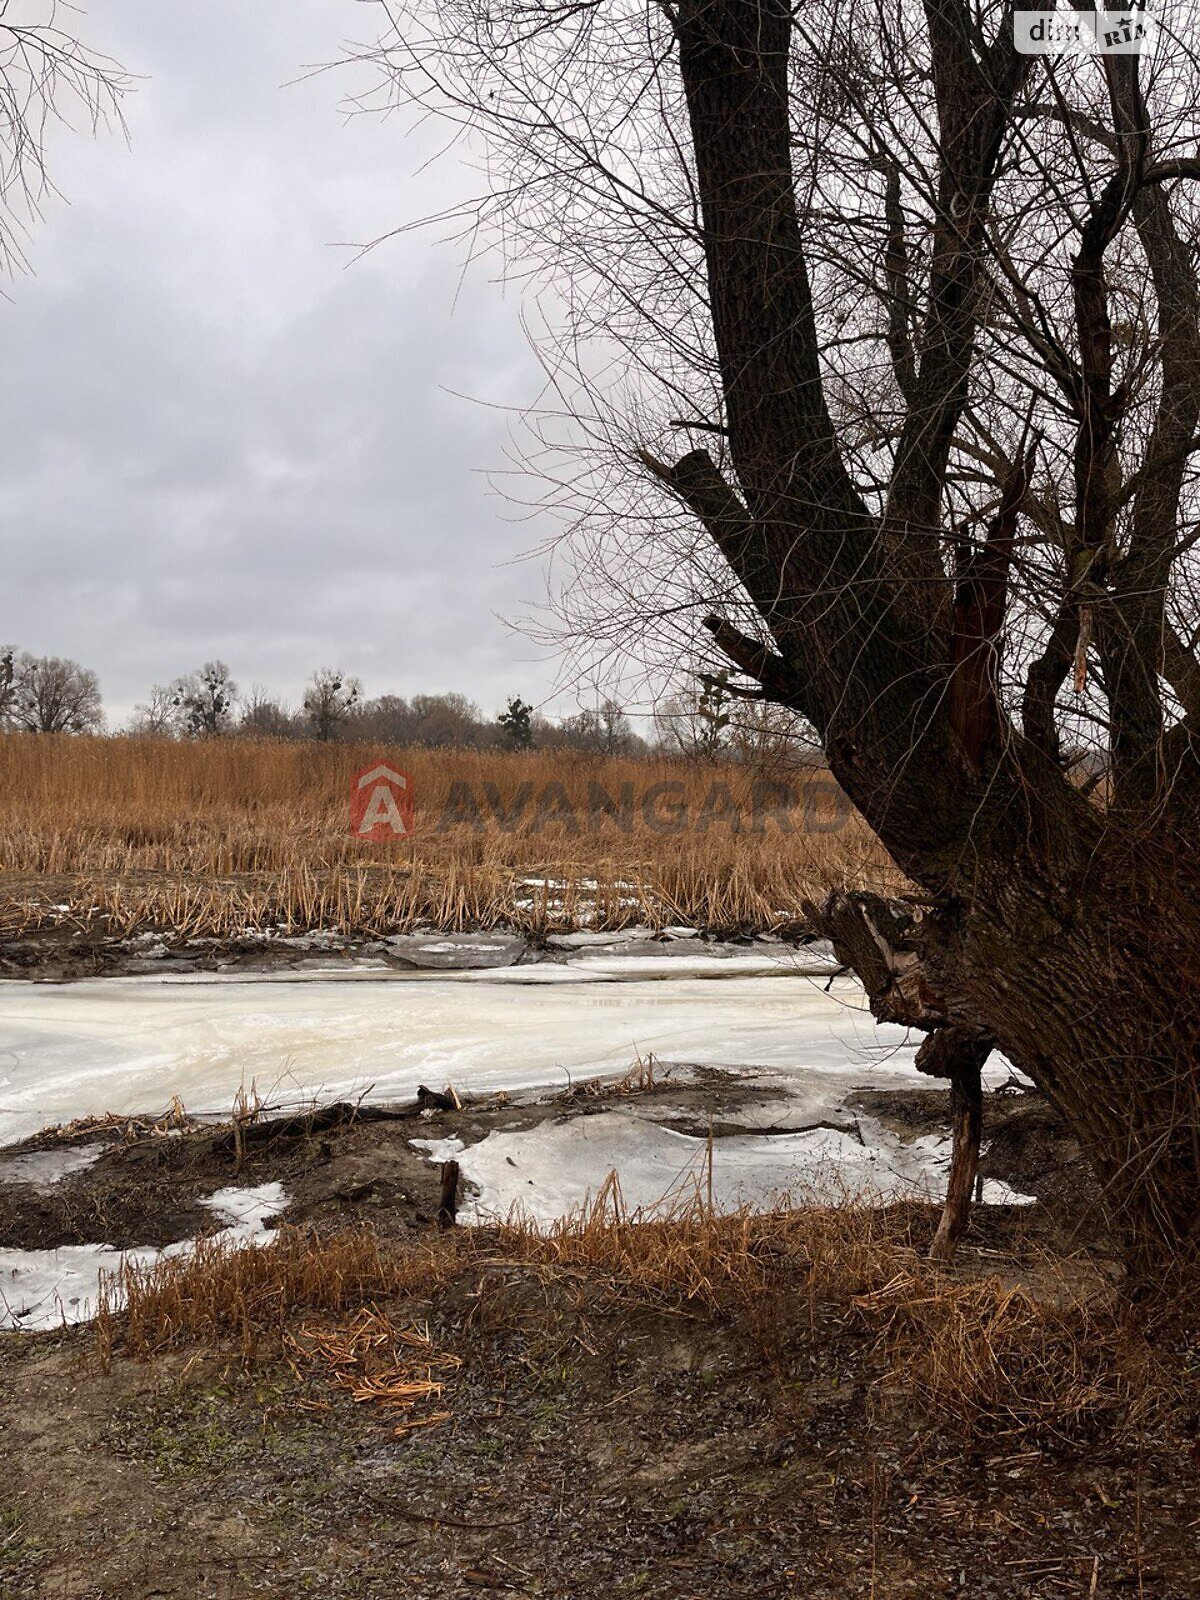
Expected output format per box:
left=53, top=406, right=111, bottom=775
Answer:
left=376, top=0, right=1200, bottom=1283
left=649, top=0, right=1200, bottom=1282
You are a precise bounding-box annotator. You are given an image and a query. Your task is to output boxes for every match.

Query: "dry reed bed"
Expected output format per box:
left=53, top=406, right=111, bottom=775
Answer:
left=0, top=734, right=903, bottom=936
left=95, top=1200, right=1170, bottom=1447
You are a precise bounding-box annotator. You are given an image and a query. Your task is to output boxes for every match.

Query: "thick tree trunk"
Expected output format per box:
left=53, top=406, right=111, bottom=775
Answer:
left=922, top=857, right=1200, bottom=1283
left=815, top=875, right=1200, bottom=1281
left=663, top=0, right=1200, bottom=1288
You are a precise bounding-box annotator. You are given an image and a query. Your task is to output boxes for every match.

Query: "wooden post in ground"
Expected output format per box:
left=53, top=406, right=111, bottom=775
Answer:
left=438, top=1160, right=461, bottom=1229
left=916, top=1025, right=991, bottom=1261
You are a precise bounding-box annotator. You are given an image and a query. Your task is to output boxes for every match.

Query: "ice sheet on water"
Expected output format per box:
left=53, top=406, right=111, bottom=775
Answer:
left=0, top=969, right=929, bottom=1147
left=545, top=929, right=659, bottom=949
left=413, top=1110, right=1035, bottom=1229
left=0, top=1182, right=289, bottom=1332
left=456, top=945, right=836, bottom=984
left=0, top=1143, right=106, bottom=1189
left=385, top=933, right=528, bottom=970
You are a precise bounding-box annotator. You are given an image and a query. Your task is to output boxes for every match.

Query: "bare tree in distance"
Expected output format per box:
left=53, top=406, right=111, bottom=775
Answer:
left=351, top=692, right=415, bottom=745
left=655, top=673, right=732, bottom=761
left=352, top=0, right=1200, bottom=1278
left=303, top=668, right=362, bottom=742
left=239, top=687, right=303, bottom=740
left=6, top=651, right=101, bottom=732
left=170, top=662, right=238, bottom=739
left=724, top=698, right=816, bottom=770
left=0, top=645, right=14, bottom=723
left=409, top=692, right=485, bottom=747
left=127, top=684, right=179, bottom=738
left=559, top=697, right=639, bottom=755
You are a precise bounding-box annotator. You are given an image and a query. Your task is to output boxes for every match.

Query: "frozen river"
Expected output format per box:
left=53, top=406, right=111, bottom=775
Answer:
left=0, top=942, right=942, bottom=1148
left=0, top=941, right=1030, bottom=1329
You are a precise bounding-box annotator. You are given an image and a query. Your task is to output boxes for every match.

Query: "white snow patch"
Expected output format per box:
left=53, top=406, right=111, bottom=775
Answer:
left=0, top=1183, right=290, bottom=1332
left=900, top=1134, right=1037, bottom=1208
left=202, top=1181, right=290, bottom=1231
left=409, top=1136, right=467, bottom=1164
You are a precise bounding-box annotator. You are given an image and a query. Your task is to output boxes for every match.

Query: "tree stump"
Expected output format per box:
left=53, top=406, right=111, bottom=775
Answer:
left=437, top=1160, right=461, bottom=1229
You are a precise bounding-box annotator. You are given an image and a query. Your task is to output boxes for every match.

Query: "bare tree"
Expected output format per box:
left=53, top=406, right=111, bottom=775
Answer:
left=654, top=675, right=732, bottom=761
left=0, top=644, right=14, bottom=724
left=725, top=699, right=815, bottom=768
left=0, top=25, right=125, bottom=736
left=355, top=0, right=1200, bottom=1277
left=410, top=692, right=485, bottom=746
left=170, top=661, right=238, bottom=739
left=351, top=692, right=415, bottom=744
left=303, top=667, right=362, bottom=742
left=127, top=684, right=178, bottom=738
left=350, top=691, right=495, bottom=746
left=240, top=688, right=303, bottom=740
left=7, top=651, right=101, bottom=732
left=0, top=4, right=130, bottom=275
left=560, top=697, right=640, bottom=754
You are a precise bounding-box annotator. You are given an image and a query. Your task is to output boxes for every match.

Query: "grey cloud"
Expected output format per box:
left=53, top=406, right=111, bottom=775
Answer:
left=0, top=0, right=564, bottom=724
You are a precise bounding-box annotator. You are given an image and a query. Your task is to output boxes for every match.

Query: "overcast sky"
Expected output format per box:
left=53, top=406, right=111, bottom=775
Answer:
left=0, top=0, right=578, bottom=726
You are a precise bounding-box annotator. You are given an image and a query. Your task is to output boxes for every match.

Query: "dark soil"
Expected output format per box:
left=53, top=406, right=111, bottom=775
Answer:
left=0, top=1073, right=1097, bottom=1259
left=3, top=1077, right=1188, bottom=1597
left=1, top=1229, right=1197, bottom=1598
left=851, top=1086, right=1108, bottom=1255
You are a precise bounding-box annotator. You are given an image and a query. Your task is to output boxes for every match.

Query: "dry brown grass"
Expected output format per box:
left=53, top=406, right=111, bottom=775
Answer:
left=0, top=733, right=902, bottom=938
left=94, top=1198, right=1167, bottom=1448
left=94, top=1225, right=466, bottom=1365
left=855, top=1271, right=1142, bottom=1442
left=500, top=1189, right=1158, bottom=1441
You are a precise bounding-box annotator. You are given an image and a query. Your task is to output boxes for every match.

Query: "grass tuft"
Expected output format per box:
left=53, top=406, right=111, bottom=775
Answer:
left=95, top=1226, right=465, bottom=1365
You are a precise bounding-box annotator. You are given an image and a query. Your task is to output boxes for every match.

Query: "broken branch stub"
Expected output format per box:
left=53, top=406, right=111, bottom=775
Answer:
left=807, top=892, right=994, bottom=1262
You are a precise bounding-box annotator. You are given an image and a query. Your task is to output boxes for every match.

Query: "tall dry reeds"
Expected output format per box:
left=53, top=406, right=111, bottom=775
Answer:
left=0, top=734, right=903, bottom=937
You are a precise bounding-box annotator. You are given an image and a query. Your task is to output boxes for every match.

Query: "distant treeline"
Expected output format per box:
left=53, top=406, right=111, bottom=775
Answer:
left=0, top=649, right=816, bottom=761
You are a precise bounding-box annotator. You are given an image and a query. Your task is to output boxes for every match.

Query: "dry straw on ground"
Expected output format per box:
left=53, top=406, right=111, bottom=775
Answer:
left=94, top=1225, right=460, bottom=1365
left=94, top=1200, right=1167, bottom=1448
left=286, top=1308, right=460, bottom=1436
left=0, top=733, right=902, bottom=937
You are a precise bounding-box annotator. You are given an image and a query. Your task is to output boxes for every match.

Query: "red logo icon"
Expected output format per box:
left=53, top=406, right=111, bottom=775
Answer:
left=350, top=762, right=414, bottom=841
